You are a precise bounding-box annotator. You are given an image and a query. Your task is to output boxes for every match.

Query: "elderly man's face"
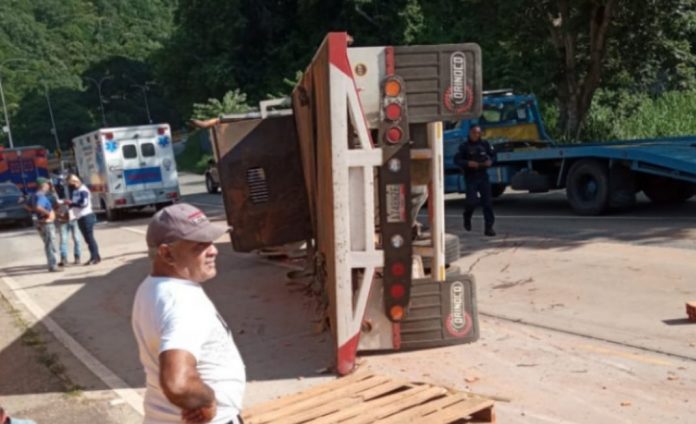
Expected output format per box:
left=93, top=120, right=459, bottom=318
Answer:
left=469, top=126, right=482, bottom=141
left=165, top=240, right=219, bottom=283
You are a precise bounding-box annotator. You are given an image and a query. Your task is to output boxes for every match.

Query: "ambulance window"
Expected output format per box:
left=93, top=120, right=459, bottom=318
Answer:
left=141, top=143, right=155, bottom=157
left=122, top=145, right=137, bottom=159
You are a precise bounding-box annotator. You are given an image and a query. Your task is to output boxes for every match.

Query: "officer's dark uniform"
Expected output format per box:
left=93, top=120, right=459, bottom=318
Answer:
left=454, top=137, right=496, bottom=234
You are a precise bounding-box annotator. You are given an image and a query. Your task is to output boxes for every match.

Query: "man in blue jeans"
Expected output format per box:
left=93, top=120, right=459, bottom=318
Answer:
left=66, top=175, right=101, bottom=265
left=27, top=178, right=61, bottom=272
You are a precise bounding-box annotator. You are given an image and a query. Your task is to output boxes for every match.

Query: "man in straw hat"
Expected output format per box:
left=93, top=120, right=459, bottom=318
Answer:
left=131, top=203, right=246, bottom=424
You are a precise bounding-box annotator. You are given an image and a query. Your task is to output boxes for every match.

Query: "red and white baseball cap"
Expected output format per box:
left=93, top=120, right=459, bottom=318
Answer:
left=146, top=203, right=230, bottom=248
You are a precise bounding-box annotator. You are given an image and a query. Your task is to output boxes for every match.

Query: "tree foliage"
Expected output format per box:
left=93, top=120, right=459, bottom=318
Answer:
left=2, top=0, right=696, bottom=149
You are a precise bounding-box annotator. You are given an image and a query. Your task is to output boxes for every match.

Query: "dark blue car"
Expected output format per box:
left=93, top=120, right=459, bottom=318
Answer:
left=0, top=182, right=33, bottom=228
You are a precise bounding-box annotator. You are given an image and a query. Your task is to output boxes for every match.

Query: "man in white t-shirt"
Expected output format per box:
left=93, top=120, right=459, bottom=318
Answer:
left=132, top=203, right=246, bottom=424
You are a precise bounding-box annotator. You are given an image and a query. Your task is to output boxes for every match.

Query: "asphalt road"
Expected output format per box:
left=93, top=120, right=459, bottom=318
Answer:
left=0, top=175, right=694, bottom=423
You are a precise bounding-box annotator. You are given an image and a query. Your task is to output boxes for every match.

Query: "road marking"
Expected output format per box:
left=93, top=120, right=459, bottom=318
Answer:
left=576, top=344, right=676, bottom=367
left=444, top=214, right=696, bottom=221
left=0, top=271, right=144, bottom=415
left=122, top=227, right=146, bottom=235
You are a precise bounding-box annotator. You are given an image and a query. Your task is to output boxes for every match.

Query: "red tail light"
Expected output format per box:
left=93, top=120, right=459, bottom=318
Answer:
left=390, top=284, right=406, bottom=299
left=158, top=127, right=167, bottom=135
left=35, top=149, right=47, bottom=158
left=114, top=198, right=127, bottom=205
left=385, top=103, right=402, bottom=121
left=166, top=192, right=178, bottom=199
left=104, top=132, right=114, bottom=140
left=391, top=262, right=406, bottom=277
left=386, top=127, right=403, bottom=144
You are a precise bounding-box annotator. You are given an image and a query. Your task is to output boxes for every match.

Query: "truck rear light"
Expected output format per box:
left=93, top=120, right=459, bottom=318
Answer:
left=386, top=127, right=403, bottom=144
left=384, top=103, right=402, bottom=121
left=390, top=305, right=405, bottom=321
left=166, top=192, right=178, bottom=199
left=384, top=80, right=402, bottom=97
left=0, top=153, right=4, bottom=160
left=390, top=284, right=406, bottom=299
left=114, top=198, right=127, bottom=205
left=391, top=262, right=406, bottom=277
left=104, top=132, right=114, bottom=140
left=390, top=234, right=404, bottom=248
left=158, top=127, right=167, bottom=135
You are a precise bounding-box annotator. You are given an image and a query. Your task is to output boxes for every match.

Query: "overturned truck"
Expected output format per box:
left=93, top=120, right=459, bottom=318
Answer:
left=204, top=33, right=484, bottom=375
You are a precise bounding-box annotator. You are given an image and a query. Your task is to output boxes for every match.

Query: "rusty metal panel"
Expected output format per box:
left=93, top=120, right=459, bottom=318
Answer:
left=212, top=115, right=312, bottom=252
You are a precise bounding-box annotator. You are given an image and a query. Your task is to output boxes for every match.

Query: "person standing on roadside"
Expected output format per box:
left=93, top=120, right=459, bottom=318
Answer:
left=26, top=178, right=61, bottom=272
left=65, top=175, right=101, bottom=265
left=132, top=203, right=246, bottom=424
left=54, top=182, right=82, bottom=267
left=454, top=124, right=496, bottom=236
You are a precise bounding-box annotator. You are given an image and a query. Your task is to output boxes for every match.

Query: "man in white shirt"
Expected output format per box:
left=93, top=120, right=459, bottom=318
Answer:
left=132, top=203, right=246, bottom=424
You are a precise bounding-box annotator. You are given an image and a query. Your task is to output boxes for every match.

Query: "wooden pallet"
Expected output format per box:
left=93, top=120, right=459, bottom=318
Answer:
left=242, top=372, right=495, bottom=424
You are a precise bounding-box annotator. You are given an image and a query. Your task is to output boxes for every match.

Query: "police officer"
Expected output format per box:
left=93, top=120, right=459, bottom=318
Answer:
left=455, top=125, right=496, bottom=236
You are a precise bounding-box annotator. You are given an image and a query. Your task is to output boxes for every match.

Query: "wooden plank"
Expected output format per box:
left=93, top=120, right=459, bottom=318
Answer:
left=307, top=385, right=431, bottom=424
left=342, top=386, right=448, bottom=424
left=374, top=392, right=473, bottom=424
left=420, top=397, right=496, bottom=423
left=248, top=375, right=392, bottom=423
left=242, top=372, right=375, bottom=417
left=356, top=380, right=411, bottom=400
left=274, top=397, right=364, bottom=424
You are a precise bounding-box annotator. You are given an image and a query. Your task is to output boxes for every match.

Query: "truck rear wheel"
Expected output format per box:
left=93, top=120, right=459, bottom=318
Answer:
left=205, top=173, right=219, bottom=194
left=491, top=184, right=506, bottom=198
left=566, top=159, right=609, bottom=215
left=102, top=200, right=120, bottom=222
left=641, top=176, right=695, bottom=204
left=608, top=165, right=636, bottom=210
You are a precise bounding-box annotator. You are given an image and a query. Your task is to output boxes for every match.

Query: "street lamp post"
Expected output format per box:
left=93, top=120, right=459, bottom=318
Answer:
left=84, top=75, right=113, bottom=127
left=122, top=74, right=154, bottom=124
left=0, top=73, right=12, bottom=148
left=44, top=84, right=61, bottom=159
left=0, top=58, right=32, bottom=148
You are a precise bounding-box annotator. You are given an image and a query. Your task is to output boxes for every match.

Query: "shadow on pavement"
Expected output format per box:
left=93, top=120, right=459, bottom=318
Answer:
left=0, top=239, right=331, bottom=397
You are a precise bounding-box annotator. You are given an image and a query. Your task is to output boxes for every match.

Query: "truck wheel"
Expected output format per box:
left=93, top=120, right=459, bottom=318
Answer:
left=205, top=173, right=219, bottom=194
left=491, top=184, right=506, bottom=198
left=608, top=165, right=636, bottom=210
left=642, top=176, right=695, bottom=204
left=566, top=159, right=609, bottom=215
left=102, top=199, right=120, bottom=221
left=420, top=233, right=461, bottom=270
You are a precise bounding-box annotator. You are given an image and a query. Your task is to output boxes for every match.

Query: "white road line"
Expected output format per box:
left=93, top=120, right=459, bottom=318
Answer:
left=444, top=214, right=696, bottom=221
left=122, top=227, right=146, bottom=235
left=0, top=271, right=144, bottom=415
left=189, top=201, right=225, bottom=209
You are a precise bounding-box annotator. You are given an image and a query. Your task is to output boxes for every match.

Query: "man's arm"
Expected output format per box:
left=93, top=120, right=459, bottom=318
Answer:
left=160, top=349, right=217, bottom=423
left=456, top=143, right=480, bottom=169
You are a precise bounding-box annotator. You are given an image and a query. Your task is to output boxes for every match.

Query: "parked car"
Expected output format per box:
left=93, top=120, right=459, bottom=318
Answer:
left=0, top=182, right=33, bottom=227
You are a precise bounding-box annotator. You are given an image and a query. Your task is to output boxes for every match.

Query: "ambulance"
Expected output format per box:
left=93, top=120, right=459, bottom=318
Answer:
left=72, top=124, right=180, bottom=220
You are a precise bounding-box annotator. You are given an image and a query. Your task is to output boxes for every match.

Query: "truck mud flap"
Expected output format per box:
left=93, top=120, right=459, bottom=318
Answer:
left=211, top=115, right=312, bottom=252
left=400, top=274, right=479, bottom=349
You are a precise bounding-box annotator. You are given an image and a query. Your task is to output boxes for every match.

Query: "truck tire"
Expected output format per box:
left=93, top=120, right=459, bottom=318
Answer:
left=491, top=184, right=506, bottom=198
left=205, top=173, right=219, bottom=194
left=420, top=233, right=461, bottom=270
left=608, top=165, right=636, bottom=210
left=102, top=199, right=120, bottom=222
left=566, top=159, right=609, bottom=215
left=641, top=176, right=695, bottom=204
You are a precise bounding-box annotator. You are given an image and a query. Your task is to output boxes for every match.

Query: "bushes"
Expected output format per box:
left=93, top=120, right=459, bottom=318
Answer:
left=176, top=130, right=212, bottom=174
left=556, top=89, right=696, bottom=142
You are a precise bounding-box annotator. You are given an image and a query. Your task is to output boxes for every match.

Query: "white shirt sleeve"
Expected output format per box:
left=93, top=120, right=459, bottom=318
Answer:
left=158, top=295, right=210, bottom=360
